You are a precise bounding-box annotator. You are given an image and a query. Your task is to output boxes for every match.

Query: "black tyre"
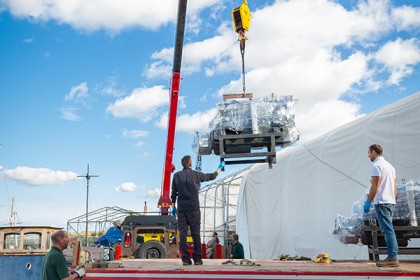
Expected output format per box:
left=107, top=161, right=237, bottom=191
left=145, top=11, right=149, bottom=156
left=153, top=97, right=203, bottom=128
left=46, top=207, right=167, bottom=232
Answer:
left=137, top=241, right=168, bottom=259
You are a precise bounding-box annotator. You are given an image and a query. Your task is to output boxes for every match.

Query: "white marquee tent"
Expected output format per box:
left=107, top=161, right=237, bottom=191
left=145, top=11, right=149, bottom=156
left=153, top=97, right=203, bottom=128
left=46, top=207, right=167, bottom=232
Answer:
left=236, top=92, right=420, bottom=260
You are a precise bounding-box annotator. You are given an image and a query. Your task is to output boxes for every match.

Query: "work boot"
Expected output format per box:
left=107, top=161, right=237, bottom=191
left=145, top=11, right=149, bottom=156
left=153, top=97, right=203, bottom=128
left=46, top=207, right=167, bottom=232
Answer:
left=194, top=260, right=203, bottom=265
left=376, top=257, right=399, bottom=267
left=182, top=259, right=192, bottom=266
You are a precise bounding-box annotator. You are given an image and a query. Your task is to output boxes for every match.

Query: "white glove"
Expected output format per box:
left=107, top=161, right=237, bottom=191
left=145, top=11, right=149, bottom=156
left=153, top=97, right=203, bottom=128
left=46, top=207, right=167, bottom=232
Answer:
left=75, top=268, right=86, bottom=278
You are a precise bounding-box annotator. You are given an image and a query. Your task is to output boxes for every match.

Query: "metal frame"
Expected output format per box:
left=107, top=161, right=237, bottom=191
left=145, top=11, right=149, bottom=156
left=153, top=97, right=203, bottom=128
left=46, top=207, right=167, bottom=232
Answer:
left=216, top=133, right=282, bottom=168
left=66, top=206, right=138, bottom=245
left=199, top=167, right=250, bottom=256
left=364, top=224, right=420, bottom=261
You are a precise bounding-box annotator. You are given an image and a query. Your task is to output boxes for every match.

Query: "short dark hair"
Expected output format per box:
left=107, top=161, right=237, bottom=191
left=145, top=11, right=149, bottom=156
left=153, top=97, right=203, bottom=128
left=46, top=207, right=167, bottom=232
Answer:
left=232, top=233, right=239, bottom=241
left=369, top=144, right=383, bottom=155
left=181, top=155, right=192, bottom=168
left=51, top=230, right=66, bottom=244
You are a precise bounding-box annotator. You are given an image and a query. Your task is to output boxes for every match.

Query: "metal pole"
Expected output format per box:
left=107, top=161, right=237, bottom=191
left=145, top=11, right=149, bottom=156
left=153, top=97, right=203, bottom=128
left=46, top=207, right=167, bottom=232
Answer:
left=10, top=197, right=14, bottom=227
left=78, top=164, right=99, bottom=246
left=85, top=178, right=89, bottom=245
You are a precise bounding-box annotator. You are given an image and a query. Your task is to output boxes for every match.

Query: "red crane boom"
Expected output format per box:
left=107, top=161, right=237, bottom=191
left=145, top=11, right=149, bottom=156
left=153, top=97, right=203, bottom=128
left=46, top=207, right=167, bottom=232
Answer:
left=157, top=0, right=188, bottom=215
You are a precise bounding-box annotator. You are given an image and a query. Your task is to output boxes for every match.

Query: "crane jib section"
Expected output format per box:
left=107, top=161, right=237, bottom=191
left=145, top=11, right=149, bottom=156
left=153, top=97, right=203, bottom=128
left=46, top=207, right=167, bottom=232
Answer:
left=158, top=0, right=188, bottom=215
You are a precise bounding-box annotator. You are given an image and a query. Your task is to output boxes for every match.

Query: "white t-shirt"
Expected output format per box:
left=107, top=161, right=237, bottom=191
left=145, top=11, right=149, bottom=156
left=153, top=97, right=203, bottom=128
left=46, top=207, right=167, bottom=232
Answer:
left=371, top=156, right=396, bottom=205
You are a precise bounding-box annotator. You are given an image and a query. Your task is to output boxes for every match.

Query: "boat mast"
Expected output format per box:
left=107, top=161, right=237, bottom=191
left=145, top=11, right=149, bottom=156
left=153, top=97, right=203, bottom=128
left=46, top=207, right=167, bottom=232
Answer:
left=77, top=164, right=99, bottom=246
left=9, top=197, right=14, bottom=227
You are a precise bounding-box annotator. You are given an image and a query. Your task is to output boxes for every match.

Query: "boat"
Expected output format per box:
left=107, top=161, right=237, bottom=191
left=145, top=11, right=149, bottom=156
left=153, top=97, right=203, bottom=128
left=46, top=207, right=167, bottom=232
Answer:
left=0, top=225, right=61, bottom=279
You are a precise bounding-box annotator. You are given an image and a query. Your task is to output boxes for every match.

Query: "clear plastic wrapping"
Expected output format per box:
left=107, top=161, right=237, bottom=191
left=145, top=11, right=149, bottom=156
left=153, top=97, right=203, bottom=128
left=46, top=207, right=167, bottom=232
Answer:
left=331, top=197, right=365, bottom=245
left=192, top=93, right=299, bottom=155
left=331, top=179, right=420, bottom=245
left=192, top=132, right=212, bottom=155
left=363, top=179, right=420, bottom=223
left=215, top=99, right=252, bottom=133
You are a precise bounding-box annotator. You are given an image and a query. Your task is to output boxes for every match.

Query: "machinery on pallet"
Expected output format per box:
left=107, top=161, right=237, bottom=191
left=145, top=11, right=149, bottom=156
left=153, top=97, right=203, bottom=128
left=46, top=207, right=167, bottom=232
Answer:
left=332, top=179, right=420, bottom=260
left=193, top=93, right=299, bottom=168
left=192, top=0, right=299, bottom=168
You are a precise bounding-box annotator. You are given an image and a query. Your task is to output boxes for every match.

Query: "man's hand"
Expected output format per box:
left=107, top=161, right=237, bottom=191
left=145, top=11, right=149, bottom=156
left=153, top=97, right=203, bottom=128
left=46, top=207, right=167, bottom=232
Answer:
left=363, top=200, right=371, bottom=213
left=217, top=161, right=225, bottom=170
left=75, top=268, right=86, bottom=278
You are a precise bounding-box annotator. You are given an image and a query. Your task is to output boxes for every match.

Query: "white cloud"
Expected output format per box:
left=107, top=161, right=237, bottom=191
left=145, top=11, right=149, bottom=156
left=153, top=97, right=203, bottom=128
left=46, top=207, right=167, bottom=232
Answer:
left=122, top=129, right=149, bottom=138
left=115, top=182, right=137, bottom=192
left=296, top=100, right=363, bottom=140
left=3, top=0, right=222, bottom=33
left=135, top=141, right=145, bottom=147
left=60, top=82, right=90, bottom=120
left=145, top=24, right=234, bottom=79
left=156, top=108, right=218, bottom=134
left=374, top=38, right=420, bottom=85
left=219, top=50, right=368, bottom=109
left=139, top=152, right=150, bottom=158
left=142, top=61, right=171, bottom=80
left=0, top=166, right=3, bottom=171
left=106, top=85, right=169, bottom=122
left=392, top=5, right=420, bottom=30
left=60, top=107, right=82, bottom=121
left=23, top=38, right=33, bottom=43
left=65, top=82, right=88, bottom=102
left=146, top=187, right=160, bottom=199
left=4, top=166, right=78, bottom=186
left=101, top=75, right=125, bottom=97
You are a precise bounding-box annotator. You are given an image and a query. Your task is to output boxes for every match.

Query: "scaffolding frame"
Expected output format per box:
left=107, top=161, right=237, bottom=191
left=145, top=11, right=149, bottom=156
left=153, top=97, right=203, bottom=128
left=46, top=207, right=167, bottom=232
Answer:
left=199, top=166, right=250, bottom=250
left=66, top=206, right=138, bottom=245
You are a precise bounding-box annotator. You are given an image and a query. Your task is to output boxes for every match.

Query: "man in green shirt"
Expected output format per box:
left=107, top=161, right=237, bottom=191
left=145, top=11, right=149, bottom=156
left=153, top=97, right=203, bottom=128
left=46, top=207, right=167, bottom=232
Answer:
left=231, top=233, right=244, bottom=259
left=41, top=230, right=85, bottom=280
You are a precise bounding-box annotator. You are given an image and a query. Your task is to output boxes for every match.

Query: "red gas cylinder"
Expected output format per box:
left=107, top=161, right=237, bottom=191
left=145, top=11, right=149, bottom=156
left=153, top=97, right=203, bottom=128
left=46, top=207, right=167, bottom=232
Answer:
left=216, top=244, right=222, bottom=259
left=187, top=245, right=194, bottom=258
left=201, top=243, right=207, bottom=259
left=115, top=244, right=122, bottom=260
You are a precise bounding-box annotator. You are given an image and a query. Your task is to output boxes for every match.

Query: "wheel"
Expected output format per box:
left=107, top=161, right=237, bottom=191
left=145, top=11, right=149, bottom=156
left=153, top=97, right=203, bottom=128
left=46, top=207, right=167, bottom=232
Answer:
left=137, top=241, right=168, bottom=259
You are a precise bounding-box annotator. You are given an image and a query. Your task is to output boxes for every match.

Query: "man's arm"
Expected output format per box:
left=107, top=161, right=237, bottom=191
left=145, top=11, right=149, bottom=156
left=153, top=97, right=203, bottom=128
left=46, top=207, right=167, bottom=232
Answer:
left=200, top=166, right=222, bottom=182
left=170, top=174, right=178, bottom=204
left=198, top=162, right=223, bottom=182
left=63, top=273, right=80, bottom=280
left=368, top=176, right=380, bottom=201
left=394, top=177, right=397, bottom=200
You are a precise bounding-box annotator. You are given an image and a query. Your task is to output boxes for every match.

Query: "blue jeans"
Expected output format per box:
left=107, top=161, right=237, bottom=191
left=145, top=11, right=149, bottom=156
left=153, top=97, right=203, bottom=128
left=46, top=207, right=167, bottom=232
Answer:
left=375, top=204, right=398, bottom=259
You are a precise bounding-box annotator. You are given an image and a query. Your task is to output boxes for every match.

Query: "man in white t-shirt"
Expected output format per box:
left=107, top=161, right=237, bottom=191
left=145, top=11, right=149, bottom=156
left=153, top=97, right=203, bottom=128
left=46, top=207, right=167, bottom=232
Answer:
left=364, top=144, right=398, bottom=267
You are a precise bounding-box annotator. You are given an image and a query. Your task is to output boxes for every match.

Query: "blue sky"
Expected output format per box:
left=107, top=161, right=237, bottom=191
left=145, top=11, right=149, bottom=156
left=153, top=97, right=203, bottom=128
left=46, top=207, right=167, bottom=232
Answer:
left=0, top=0, right=419, bottom=227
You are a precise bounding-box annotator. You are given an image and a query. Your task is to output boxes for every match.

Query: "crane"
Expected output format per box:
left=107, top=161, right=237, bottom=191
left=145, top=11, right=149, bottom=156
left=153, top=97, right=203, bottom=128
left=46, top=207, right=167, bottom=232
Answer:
left=157, top=0, right=188, bottom=215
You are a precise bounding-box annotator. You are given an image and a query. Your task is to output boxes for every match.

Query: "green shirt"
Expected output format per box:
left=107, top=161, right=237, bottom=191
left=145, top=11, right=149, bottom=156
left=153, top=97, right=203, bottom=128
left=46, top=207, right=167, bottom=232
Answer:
left=232, top=241, right=244, bottom=259
left=41, top=246, right=70, bottom=280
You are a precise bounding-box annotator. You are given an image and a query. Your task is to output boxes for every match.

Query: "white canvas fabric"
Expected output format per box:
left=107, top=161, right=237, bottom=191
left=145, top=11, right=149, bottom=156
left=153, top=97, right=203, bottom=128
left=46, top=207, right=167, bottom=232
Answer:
left=236, top=92, right=420, bottom=260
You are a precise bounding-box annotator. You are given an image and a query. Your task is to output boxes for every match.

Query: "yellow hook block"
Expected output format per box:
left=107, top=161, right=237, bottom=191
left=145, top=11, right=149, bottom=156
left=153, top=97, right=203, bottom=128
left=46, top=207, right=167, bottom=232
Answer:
left=232, top=0, right=251, bottom=38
